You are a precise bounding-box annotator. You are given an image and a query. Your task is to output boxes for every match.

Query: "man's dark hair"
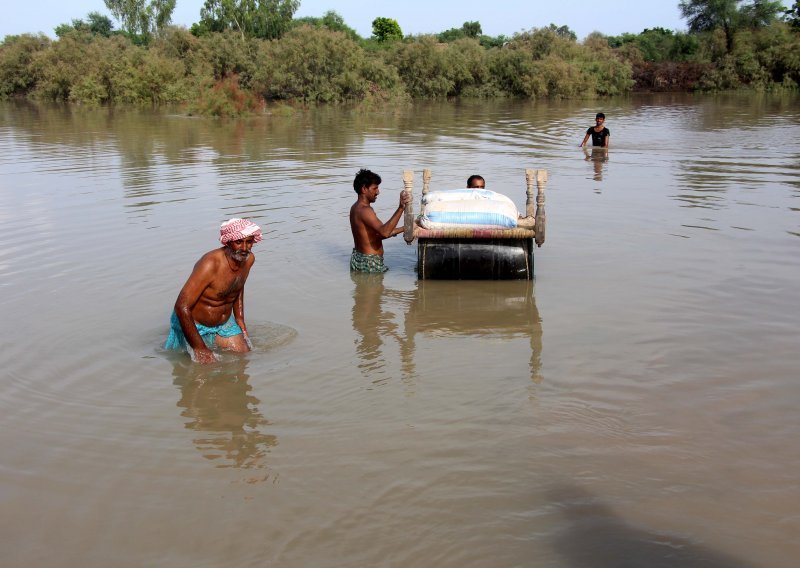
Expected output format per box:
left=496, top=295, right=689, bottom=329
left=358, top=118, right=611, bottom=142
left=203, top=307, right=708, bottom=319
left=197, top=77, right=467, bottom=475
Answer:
left=466, top=174, right=485, bottom=188
left=596, top=112, right=605, bottom=119
left=353, top=169, right=381, bottom=193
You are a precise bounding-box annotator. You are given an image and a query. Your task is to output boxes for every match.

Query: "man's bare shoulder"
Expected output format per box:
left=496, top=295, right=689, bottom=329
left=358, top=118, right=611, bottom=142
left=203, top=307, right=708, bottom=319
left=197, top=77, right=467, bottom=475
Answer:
left=351, top=201, right=375, bottom=218
left=189, top=248, right=226, bottom=274
left=196, top=247, right=225, bottom=264
left=195, top=248, right=255, bottom=268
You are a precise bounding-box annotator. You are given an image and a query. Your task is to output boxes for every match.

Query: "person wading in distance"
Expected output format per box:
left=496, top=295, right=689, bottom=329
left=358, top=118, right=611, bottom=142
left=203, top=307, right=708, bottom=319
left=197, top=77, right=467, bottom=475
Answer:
left=580, top=112, right=611, bottom=148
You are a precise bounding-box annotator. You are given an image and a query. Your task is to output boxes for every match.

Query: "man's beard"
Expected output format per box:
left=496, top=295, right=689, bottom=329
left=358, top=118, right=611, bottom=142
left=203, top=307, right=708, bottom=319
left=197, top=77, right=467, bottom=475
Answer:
left=230, top=250, right=250, bottom=262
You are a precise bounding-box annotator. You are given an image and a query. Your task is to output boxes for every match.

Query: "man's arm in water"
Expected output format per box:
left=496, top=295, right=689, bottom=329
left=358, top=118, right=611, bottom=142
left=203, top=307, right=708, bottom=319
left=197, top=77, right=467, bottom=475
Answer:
left=233, top=252, right=255, bottom=337
left=174, top=256, right=217, bottom=364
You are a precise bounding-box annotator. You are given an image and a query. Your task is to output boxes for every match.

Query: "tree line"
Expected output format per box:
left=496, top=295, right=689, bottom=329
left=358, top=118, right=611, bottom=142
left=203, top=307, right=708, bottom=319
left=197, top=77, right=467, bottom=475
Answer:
left=1, top=0, right=798, bottom=114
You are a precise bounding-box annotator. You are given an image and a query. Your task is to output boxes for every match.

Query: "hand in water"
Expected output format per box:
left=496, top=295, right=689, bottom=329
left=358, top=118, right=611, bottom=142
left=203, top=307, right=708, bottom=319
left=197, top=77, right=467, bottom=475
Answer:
left=191, top=346, right=219, bottom=364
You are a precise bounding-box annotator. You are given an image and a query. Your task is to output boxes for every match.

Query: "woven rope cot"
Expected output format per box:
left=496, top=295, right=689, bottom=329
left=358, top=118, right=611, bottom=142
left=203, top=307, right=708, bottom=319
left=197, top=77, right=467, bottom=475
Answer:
left=402, top=168, right=547, bottom=280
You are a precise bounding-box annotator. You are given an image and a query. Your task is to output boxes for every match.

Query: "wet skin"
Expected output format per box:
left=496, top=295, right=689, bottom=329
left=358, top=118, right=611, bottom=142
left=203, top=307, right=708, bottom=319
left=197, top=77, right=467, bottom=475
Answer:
left=173, top=237, right=256, bottom=363
left=350, top=183, right=411, bottom=256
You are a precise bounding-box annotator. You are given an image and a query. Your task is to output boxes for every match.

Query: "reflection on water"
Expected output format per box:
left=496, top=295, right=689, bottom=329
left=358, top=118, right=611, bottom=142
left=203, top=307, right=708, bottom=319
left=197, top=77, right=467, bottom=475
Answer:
left=583, top=147, right=609, bottom=182
left=171, top=355, right=277, bottom=478
left=548, top=484, right=756, bottom=568
left=351, top=274, right=543, bottom=385
left=351, top=273, right=415, bottom=386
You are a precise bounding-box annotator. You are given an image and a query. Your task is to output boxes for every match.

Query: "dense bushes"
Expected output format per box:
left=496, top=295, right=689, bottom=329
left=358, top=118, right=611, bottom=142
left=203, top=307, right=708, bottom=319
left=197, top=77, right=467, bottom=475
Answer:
left=1, top=16, right=798, bottom=113
left=191, top=73, right=264, bottom=115
left=23, top=34, right=193, bottom=104
left=610, top=22, right=799, bottom=91
left=0, top=34, right=50, bottom=97
left=252, top=26, right=398, bottom=102
left=382, top=36, right=464, bottom=98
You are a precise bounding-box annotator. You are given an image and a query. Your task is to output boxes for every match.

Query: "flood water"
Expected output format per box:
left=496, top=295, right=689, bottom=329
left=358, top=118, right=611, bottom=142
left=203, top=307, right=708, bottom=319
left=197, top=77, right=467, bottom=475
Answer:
left=1, top=94, right=799, bottom=567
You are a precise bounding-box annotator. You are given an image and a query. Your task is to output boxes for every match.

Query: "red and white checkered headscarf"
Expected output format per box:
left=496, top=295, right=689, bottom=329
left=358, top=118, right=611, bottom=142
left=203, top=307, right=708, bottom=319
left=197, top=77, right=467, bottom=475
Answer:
left=219, top=218, right=263, bottom=245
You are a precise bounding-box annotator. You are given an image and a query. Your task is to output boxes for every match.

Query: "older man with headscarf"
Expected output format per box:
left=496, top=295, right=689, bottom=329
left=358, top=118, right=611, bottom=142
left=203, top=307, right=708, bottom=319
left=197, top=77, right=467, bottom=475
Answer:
left=165, top=218, right=262, bottom=364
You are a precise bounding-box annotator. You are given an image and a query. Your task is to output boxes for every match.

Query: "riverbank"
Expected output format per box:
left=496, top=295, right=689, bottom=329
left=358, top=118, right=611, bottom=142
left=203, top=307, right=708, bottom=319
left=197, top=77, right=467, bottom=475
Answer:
left=2, top=22, right=797, bottom=116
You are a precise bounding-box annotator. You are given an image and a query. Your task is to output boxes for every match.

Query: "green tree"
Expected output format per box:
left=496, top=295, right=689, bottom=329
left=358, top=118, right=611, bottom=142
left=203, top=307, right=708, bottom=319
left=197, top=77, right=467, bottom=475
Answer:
left=54, top=22, right=77, bottom=38
left=291, top=10, right=360, bottom=41
left=740, top=0, right=786, bottom=27
left=372, top=17, right=403, bottom=42
left=608, top=28, right=700, bottom=62
left=479, top=34, right=508, bottom=49
left=103, top=0, right=176, bottom=39
left=437, top=27, right=465, bottom=43
left=679, top=0, right=784, bottom=52
left=679, top=0, right=740, bottom=52
left=546, top=23, right=577, bottom=41
left=668, top=31, right=701, bottom=60
left=320, top=10, right=359, bottom=37
left=461, top=21, right=482, bottom=38
left=87, top=12, right=116, bottom=36
left=198, top=0, right=300, bottom=40
left=787, top=1, right=800, bottom=30
left=55, top=12, right=115, bottom=38
left=636, top=28, right=675, bottom=61
left=438, top=21, right=483, bottom=43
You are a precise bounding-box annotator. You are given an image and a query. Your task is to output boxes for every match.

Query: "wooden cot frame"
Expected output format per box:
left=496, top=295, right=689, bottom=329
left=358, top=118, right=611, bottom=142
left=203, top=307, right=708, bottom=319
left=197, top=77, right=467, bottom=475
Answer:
left=401, top=168, right=548, bottom=247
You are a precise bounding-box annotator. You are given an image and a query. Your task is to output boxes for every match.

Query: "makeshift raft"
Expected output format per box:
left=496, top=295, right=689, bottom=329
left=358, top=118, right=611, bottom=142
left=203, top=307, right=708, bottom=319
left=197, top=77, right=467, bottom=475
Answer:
left=402, top=169, right=547, bottom=280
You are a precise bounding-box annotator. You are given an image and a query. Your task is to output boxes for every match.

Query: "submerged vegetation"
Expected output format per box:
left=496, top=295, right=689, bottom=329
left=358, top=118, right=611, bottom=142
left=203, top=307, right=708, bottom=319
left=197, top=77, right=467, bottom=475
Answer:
left=1, top=1, right=799, bottom=115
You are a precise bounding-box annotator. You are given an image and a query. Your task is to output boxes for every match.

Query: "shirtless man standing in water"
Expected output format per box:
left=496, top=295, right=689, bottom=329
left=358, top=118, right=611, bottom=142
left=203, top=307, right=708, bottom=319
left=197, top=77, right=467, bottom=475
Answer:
left=165, top=218, right=262, bottom=364
left=349, top=168, right=411, bottom=273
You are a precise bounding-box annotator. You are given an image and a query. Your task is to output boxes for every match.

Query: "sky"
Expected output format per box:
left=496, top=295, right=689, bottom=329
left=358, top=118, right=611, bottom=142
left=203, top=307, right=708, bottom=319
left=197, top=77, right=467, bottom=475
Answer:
left=0, top=0, right=793, bottom=42
left=1, top=0, right=696, bottom=41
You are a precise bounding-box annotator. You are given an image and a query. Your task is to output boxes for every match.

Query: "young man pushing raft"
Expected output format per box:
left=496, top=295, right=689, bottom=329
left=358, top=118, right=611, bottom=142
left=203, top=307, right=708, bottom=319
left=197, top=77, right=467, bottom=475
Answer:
left=349, top=169, right=411, bottom=273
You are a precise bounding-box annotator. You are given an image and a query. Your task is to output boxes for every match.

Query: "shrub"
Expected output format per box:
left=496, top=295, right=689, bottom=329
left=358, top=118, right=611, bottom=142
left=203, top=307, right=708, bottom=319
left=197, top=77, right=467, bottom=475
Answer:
left=125, top=49, right=192, bottom=104
left=71, top=36, right=137, bottom=103
left=253, top=26, right=372, bottom=102
left=0, top=34, right=50, bottom=97
left=631, top=61, right=712, bottom=90
left=190, top=73, right=264, bottom=116
left=382, top=36, right=459, bottom=98
left=488, top=47, right=536, bottom=97
left=446, top=38, right=491, bottom=96
left=30, top=34, right=94, bottom=100
left=197, top=30, right=259, bottom=85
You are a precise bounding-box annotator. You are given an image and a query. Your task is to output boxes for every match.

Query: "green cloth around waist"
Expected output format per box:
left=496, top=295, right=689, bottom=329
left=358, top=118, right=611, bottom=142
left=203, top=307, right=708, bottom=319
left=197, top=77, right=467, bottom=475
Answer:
left=350, top=249, right=388, bottom=273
